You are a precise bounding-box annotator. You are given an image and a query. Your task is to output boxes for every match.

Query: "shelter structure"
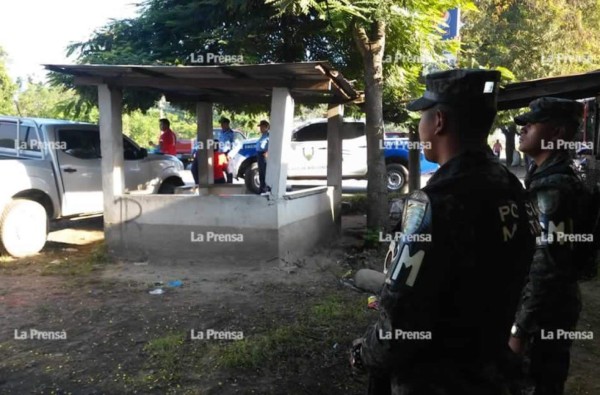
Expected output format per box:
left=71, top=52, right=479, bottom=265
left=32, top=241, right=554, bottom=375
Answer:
left=499, top=69, right=600, bottom=185
left=499, top=69, right=600, bottom=152
left=46, top=62, right=362, bottom=264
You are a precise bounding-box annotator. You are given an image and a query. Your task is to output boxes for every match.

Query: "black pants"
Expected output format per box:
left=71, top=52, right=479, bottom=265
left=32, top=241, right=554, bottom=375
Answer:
left=225, top=150, right=233, bottom=183
left=257, top=153, right=267, bottom=192
left=528, top=334, right=572, bottom=395
left=191, top=155, right=199, bottom=185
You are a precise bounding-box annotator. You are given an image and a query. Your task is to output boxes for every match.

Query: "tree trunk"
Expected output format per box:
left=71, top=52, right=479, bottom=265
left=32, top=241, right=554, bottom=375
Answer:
left=353, top=20, right=388, bottom=233
left=408, top=125, right=420, bottom=192
left=501, top=125, right=516, bottom=167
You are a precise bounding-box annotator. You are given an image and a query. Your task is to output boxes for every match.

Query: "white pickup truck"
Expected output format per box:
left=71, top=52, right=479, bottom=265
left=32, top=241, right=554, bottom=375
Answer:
left=0, top=116, right=185, bottom=257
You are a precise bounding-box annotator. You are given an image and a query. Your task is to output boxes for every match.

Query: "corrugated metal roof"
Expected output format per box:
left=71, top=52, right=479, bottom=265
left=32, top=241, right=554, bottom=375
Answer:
left=45, top=62, right=362, bottom=105
left=499, top=69, right=600, bottom=110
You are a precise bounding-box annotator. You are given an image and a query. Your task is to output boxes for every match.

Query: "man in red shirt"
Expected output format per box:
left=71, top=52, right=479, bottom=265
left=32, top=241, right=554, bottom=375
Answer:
left=158, top=118, right=177, bottom=156
left=191, top=140, right=228, bottom=185
left=213, top=141, right=228, bottom=184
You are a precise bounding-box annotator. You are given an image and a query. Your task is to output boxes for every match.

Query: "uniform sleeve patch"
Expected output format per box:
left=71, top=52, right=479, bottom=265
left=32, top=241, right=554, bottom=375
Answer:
left=401, top=191, right=430, bottom=235
left=536, top=189, right=560, bottom=215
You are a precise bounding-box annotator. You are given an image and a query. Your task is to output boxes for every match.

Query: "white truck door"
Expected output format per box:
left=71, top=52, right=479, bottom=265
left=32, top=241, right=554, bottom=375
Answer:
left=54, top=127, right=104, bottom=216
left=289, top=122, right=328, bottom=177
left=122, top=136, right=152, bottom=191
left=341, top=122, right=368, bottom=177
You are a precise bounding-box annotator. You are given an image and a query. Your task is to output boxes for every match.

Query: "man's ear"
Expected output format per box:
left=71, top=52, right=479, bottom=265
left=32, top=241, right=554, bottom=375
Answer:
left=550, top=123, right=567, bottom=142
left=555, top=124, right=572, bottom=142
left=433, top=109, right=448, bottom=135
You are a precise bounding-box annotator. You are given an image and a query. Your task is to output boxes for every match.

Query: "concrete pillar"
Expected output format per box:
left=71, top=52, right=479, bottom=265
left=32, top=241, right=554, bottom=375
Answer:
left=327, top=104, right=343, bottom=230
left=267, top=88, right=294, bottom=198
left=196, top=102, right=213, bottom=191
left=97, top=84, right=124, bottom=225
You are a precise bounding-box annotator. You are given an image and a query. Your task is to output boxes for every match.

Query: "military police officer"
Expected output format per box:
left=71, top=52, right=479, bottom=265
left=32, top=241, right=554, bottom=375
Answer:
left=350, top=69, right=536, bottom=395
left=509, top=97, right=595, bottom=395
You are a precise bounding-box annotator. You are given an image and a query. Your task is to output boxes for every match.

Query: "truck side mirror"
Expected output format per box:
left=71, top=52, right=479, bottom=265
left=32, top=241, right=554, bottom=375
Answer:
left=140, top=148, right=148, bottom=158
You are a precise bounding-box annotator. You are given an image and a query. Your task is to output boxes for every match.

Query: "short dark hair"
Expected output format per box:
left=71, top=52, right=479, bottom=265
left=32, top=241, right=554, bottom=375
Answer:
left=549, top=119, right=580, bottom=141
left=433, top=103, right=496, bottom=140
left=159, top=118, right=170, bottom=127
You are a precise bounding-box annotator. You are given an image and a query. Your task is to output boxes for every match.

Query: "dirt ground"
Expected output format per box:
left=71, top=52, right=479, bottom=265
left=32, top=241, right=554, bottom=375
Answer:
left=0, top=214, right=599, bottom=395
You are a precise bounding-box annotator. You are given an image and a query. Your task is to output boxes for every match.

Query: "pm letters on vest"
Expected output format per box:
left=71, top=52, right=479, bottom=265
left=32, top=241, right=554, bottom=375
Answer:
left=499, top=202, right=520, bottom=242
left=390, top=246, right=425, bottom=287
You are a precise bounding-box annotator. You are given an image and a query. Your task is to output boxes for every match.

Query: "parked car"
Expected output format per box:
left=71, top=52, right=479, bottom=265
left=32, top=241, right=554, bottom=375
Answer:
left=192, top=128, right=246, bottom=158
left=150, top=129, right=246, bottom=167
left=175, top=138, right=194, bottom=166
left=385, top=131, right=409, bottom=139
left=186, top=128, right=246, bottom=170
left=0, top=116, right=185, bottom=257
left=230, top=119, right=438, bottom=194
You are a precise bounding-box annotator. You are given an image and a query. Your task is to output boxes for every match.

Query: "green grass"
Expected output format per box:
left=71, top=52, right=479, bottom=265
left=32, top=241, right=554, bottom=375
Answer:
left=209, top=325, right=310, bottom=369
left=0, top=254, right=14, bottom=263
left=310, top=294, right=365, bottom=322
left=142, top=333, right=186, bottom=383
left=0, top=243, right=111, bottom=276
left=341, top=191, right=407, bottom=216
left=41, top=244, right=110, bottom=276
left=131, top=291, right=374, bottom=392
left=203, top=293, right=371, bottom=370
left=88, top=243, right=110, bottom=264
left=341, top=194, right=368, bottom=214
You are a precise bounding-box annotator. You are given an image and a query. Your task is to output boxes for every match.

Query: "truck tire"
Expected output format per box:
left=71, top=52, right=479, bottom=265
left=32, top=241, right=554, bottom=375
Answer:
left=386, top=163, right=408, bottom=192
left=0, top=199, right=48, bottom=257
left=244, top=162, right=261, bottom=194
left=158, top=178, right=184, bottom=194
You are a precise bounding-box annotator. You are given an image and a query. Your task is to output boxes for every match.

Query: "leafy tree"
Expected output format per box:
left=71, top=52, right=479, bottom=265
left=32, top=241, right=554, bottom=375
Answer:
left=0, top=47, right=16, bottom=115
left=267, top=0, right=472, bottom=232
left=460, top=0, right=600, bottom=163
left=51, top=0, right=356, bottom=114
left=12, top=79, right=97, bottom=120
left=462, top=0, right=600, bottom=81
left=54, top=0, right=470, bottom=233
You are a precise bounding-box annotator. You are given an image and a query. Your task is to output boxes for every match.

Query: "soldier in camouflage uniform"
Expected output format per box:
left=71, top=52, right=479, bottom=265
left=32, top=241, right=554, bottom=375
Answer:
left=349, top=69, right=537, bottom=395
left=509, top=97, right=591, bottom=395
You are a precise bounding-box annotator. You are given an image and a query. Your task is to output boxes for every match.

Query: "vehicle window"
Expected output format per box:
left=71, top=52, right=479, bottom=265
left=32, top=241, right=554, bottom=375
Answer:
left=123, top=138, right=137, bottom=152
left=293, top=123, right=327, bottom=142
left=123, top=138, right=140, bottom=160
left=0, top=121, right=17, bottom=149
left=234, top=132, right=245, bottom=142
left=59, top=129, right=101, bottom=159
left=18, top=125, right=41, bottom=152
left=342, top=122, right=365, bottom=140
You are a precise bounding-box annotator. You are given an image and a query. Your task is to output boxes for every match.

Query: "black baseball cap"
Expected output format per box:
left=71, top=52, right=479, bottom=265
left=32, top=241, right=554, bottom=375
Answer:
left=406, top=69, right=501, bottom=112
left=258, top=120, right=270, bottom=127
left=513, top=97, right=584, bottom=126
left=219, top=117, right=230, bottom=124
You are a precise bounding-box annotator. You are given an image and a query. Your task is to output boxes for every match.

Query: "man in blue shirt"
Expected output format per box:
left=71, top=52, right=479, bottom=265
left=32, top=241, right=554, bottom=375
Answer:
left=256, top=120, right=270, bottom=194
left=219, top=117, right=235, bottom=183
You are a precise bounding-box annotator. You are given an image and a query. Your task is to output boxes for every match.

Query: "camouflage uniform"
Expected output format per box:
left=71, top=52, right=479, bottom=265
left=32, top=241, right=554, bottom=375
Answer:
left=512, top=97, right=592, bottom=395
left=353, top=70, right=537, bottom=395
left=512, top=151, right=585, bottom=395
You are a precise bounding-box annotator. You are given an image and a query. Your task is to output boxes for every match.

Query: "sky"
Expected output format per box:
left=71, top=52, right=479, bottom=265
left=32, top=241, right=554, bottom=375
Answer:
left=0, top=0, right=140, bottom=83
